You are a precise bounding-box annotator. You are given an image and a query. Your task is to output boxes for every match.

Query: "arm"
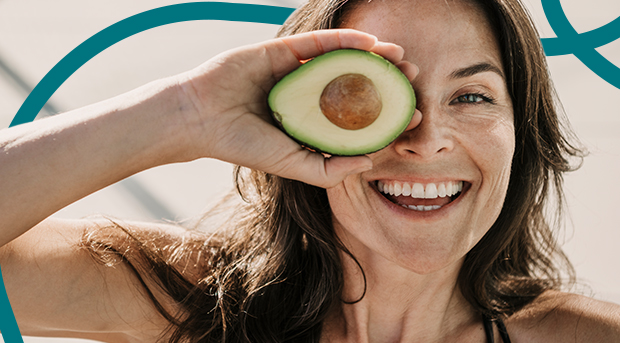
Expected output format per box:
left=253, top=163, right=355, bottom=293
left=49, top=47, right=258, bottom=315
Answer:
left=0, top=29, right=417, bottom=340
left=0, top=29, right=412, bottom=247
left=0, top=218, right=176, bottom=342
left=0, top=79, right=185, bottom=248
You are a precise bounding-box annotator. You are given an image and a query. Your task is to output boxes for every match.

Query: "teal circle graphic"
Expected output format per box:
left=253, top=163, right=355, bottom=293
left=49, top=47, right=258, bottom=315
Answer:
left=0, top=268, right=21, bottom=342
left=9, top=2, right=294, bottom=127
left=0, top=3, right=294, bottom=342
left=540, top=0, right=620, bottom=89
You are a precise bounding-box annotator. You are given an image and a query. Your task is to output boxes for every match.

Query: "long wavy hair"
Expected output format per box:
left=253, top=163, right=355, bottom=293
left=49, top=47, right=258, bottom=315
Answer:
left=82, top=0, right=585, bottom=342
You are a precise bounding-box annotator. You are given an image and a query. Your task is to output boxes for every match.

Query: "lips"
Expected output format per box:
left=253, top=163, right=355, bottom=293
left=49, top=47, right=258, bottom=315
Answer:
left=375, top=180, right=465, bottom=211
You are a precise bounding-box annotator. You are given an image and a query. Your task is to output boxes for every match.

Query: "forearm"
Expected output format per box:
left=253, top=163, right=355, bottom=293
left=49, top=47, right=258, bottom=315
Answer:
left=0, top=76, right=191, bottom=246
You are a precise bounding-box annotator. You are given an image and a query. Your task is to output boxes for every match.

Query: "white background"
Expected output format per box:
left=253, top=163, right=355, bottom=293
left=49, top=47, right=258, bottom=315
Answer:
left=0, top=0, right=618, bottom=342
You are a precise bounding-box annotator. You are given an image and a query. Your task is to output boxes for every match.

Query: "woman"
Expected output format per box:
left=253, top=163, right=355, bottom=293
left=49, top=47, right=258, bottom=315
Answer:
left=1, top=0, right=619, bottom=342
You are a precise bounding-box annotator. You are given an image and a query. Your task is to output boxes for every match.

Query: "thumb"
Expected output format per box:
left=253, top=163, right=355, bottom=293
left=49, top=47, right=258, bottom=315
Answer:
left=322, top=155, right=373, bottom=188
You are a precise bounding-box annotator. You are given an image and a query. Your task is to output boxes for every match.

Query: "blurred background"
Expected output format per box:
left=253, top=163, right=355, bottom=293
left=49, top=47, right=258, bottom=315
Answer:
left=0, top=0, right=618, bottom=342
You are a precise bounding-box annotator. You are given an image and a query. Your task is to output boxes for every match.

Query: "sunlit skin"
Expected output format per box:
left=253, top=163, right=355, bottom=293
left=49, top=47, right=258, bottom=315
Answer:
left=323, top=0, right=515, bottom=341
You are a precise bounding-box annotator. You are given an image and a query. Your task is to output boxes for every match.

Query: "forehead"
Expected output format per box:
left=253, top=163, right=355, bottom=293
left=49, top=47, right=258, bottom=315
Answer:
left=341, top=0, right=503, bottom=79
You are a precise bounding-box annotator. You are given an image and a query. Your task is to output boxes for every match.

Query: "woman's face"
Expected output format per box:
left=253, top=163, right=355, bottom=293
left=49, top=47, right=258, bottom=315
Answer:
left=327, top=0, right=515, bottom=274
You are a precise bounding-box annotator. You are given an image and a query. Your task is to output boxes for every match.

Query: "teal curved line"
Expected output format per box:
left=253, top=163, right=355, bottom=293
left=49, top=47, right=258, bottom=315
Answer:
left=542, top=15, right=620, bottom=56
left=542, top=0, right=620, bottom=89
left=0, top=266, right=23, bottom=343
left=9, top=2, right=294, bottom=127
left=1, top=3, right=294, bottom=342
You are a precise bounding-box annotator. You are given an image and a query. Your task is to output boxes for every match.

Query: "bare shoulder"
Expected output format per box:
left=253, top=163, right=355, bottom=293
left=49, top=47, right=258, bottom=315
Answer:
left=506, top=290, right=620, bottom=343
left=1, top=217, right=203, bottom=342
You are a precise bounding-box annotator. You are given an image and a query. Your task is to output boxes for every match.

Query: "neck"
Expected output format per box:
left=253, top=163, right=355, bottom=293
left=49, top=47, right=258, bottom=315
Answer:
left=322, top=248, right=478, bottom=343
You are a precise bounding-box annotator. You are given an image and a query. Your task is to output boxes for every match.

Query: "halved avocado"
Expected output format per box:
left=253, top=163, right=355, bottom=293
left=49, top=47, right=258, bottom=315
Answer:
left=268, top=49, right=415, bottom=156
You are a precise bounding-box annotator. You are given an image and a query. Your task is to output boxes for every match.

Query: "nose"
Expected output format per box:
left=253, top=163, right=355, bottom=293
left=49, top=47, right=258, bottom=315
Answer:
left=392, top=106, right=454, bottom=159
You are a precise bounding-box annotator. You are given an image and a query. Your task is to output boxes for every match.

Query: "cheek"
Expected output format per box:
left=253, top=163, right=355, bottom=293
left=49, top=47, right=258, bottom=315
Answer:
left=326, top=185, right=348, bottom=221
left=326, top=179, right=359, bottom=227
left=480, top=118, right=515, bottom=188
left=326, top=176, right=373, bottom=227
left=451, top=109, right=515, bottom=178
left=326, top=179, right=394, bottom=252
left=478, top=126, right=514, bottom=190
left=463, top=116, right=515, bottom=225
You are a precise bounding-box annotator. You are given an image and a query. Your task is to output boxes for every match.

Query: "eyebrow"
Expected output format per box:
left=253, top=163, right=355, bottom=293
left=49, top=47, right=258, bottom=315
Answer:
left=449, top=62, right=504, bottom=80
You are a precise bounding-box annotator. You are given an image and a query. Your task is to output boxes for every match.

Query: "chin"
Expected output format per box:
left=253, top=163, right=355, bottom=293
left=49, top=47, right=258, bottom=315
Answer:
left=388, top=239, right=470, bottom=275
left=334, top=221, right=469, bottom=277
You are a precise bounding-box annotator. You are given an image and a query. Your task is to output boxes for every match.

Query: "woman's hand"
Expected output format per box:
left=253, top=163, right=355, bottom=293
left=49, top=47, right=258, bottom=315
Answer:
left=0, top=29, right=418, bottom=245
left=174, top=29, right=419, bottom=188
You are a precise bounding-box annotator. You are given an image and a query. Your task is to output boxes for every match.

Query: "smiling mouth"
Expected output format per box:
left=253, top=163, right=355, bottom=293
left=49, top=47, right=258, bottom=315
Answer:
left=375, top=180, right=467, bottom=211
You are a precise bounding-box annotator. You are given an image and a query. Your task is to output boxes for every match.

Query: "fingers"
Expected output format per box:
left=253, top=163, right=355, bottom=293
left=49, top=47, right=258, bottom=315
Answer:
left=395, top=61, right=420, bottom=82
left=369, top=41, right=405, bottom=64
left=280, top=29, right=406, bottom=63
left=208, top=112, right=372, bottom=189
left=281, top=151, right=373, bottom=189
left=322, top=155, right=373, bottom=188
left=279, top=29, right=378, bottom=60
left=404, top=109, right=423, bottom=132
left=267, top=29, right=410, bottom=79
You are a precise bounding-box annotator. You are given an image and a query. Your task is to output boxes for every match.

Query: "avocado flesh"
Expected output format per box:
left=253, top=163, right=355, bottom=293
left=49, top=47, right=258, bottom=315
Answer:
left=268, top=49, right=416, bottom=156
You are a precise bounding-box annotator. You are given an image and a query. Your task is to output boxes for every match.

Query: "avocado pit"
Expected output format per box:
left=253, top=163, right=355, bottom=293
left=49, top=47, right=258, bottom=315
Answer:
left=319, top=73, right=382, bottom=130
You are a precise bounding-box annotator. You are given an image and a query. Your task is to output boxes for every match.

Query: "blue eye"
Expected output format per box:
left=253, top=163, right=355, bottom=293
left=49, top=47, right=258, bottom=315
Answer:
left=454, top=93, right=493, bottom=104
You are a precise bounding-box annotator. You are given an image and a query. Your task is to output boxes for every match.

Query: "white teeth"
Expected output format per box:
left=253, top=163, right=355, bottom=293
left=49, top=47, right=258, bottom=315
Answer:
left=393, top=182, right=402, bottom=197
left=406, top=204, right=443, bottom=211
left=425, top=183, right=438, bottom=199
left=437, top=183, right=447, bottom=197
left=451, top=181, right=463, bottom=196
left=411, top=183, right=425, bottom=198
left=378, top=180, right=464, bottom=199
left=444, top=181, right=460, bottom=197
left=402, top=182, right=412, bottom=196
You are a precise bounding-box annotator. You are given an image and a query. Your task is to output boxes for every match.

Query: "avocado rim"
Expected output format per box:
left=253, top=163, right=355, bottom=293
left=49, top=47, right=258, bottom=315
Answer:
left=268, top=49, right=416, bottom=156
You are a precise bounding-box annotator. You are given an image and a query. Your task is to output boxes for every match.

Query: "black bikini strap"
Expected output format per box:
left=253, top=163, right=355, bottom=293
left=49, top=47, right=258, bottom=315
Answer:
left=482, top=314, right=495, bottom=343
left=495, top=317, right=512, bottom=343
left=482, top=314, right=511, bottom=343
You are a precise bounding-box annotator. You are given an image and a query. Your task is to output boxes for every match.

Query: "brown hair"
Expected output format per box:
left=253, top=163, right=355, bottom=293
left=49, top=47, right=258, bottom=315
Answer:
left=83, top=0, right=584, bottom=342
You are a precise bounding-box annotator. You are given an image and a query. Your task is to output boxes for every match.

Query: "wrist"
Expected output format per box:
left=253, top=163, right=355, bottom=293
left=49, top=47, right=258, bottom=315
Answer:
left=118, top=75, right=204, bottom=166
left=164, top=71, right=215, bottom=162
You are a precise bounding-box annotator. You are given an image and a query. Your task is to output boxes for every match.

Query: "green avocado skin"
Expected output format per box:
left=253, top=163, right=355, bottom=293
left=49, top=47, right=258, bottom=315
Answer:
left=268, top=49, right=416, bottom=156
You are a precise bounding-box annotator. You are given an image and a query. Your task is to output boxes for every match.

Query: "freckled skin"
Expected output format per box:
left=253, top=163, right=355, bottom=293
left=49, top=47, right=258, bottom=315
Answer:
left=321, top=1, right=517, bottom=339
left=319, top=73, right=383, bottom=130
left=329, top=0, right=515, bottom=275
